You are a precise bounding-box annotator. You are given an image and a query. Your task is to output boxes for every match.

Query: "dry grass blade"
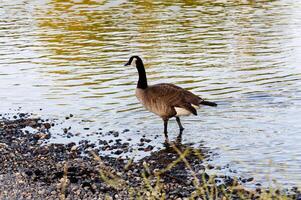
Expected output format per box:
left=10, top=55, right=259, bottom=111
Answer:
left=91, top=151, right=126, bottom=189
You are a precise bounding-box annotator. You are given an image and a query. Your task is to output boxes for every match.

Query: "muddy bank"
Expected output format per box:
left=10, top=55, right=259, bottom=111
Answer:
left=0, top=114, right=300, bottom=200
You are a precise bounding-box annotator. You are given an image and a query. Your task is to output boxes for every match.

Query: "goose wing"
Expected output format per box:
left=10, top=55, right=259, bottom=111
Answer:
left=146, top=83, right=202, bottom=115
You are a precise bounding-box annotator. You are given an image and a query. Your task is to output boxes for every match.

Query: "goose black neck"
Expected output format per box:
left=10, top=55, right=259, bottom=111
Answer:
left=136, top=61, right=148, bottom=89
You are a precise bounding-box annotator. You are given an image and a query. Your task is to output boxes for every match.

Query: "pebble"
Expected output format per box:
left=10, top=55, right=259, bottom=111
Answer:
left=144, top=145, right=154, bottom=152
left=247, top=177, right=254, bottom=182
left=207, top=164, right=214, bottom=169
left=71, top=146, right=77, bottom=151
left=114, top=150, right=123, bottom=155
left=113, top=132, right=119, bottom=137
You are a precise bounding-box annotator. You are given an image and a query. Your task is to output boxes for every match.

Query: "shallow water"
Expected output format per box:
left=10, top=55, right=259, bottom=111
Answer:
left=1, top=0, right=301, bottom=187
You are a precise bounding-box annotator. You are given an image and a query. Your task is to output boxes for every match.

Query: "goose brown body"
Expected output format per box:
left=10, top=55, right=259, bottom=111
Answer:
left=136, top=83, right=201, bottom=119
left=125, top=55, right=217, bottom=136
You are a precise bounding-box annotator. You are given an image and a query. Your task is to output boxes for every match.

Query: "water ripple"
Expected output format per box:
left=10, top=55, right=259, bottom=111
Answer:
left=1, top=0, right=301, bottom=186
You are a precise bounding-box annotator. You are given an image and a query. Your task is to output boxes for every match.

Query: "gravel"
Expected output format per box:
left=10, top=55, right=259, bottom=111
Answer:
left=0, top=113, right=300, bottom=199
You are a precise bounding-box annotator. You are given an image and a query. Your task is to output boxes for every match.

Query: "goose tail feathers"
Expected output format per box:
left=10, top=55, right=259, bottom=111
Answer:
left=200, top=100, right=217, bottom=107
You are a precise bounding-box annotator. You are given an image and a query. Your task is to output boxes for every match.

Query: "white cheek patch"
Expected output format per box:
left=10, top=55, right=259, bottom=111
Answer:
left=131, top=58, right=137, bottom=67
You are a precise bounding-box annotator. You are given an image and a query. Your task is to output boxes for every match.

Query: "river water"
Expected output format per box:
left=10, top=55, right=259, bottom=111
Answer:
left=1, top=0, right=301, bottom=187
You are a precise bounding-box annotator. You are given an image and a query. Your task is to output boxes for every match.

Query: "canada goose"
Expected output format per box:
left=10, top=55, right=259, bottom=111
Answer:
left=125, top=56, right=217, bottom=137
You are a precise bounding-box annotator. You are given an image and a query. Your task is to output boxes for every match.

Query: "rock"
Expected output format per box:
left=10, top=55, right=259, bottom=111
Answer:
left=33, top=133, right=49, bottom=140
left=144, top=139, right=152, bottom=143
left=44, top=123, right=51, bottom=129
left=38, top=189, right=45, bottom=195
left=114, top=150, right=123, bottom=155
left=144, top=145, right=154, bottom=152
left=247, top=177, right=254, bottom=182
left=0, top=143, right=8, bottom=148
left=207, top=164, right=214, bottom=170
left=71, top=146, right=77, bottom=151
left=113, top=132, right=119, bottom=137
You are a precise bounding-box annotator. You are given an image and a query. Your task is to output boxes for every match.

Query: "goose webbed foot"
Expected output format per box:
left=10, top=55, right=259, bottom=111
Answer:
left=164, top=136, right=170, bottom=147
left=163, top=129, right=183, bottom=149
left=164, top=130, right=168, bottom=141
left=164, top=131, right=168, bottom=138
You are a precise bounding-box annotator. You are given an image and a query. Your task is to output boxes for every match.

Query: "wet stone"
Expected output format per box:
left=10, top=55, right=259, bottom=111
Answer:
left=115, top=139, right=122, bottom=143
left=122, top=129, right=129, bottom=133
left=114, top=150, right=123, bottom=155
left=247, top=177, right=254, bottom=182
left=144, top=145, right=154, bottom=152
left=144, top=139, right=151, bottom=143
left=113, top=132, right=119, bottom=137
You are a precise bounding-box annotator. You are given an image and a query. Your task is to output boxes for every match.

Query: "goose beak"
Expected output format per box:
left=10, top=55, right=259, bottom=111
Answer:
left=124, top=62, right=130, bottom=66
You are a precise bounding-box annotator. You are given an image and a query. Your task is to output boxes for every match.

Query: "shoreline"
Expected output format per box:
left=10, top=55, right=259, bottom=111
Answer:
left=0, top=113, right=300, bottom=199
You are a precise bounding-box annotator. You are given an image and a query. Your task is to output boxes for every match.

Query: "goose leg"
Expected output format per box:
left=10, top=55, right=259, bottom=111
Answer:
left=176, top=129, right=183, bottom=144
left=163, top=118, right=169, bottom=137
left=176, top=117, right=184, bottom=131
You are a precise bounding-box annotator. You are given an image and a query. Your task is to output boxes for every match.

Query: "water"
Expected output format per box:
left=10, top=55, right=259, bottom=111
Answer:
left=1, top=0, right=301, bottom=187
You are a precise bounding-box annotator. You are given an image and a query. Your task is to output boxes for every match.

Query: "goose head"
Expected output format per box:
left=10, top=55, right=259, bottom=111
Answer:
left=124, top=56, right=143, bottom=69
